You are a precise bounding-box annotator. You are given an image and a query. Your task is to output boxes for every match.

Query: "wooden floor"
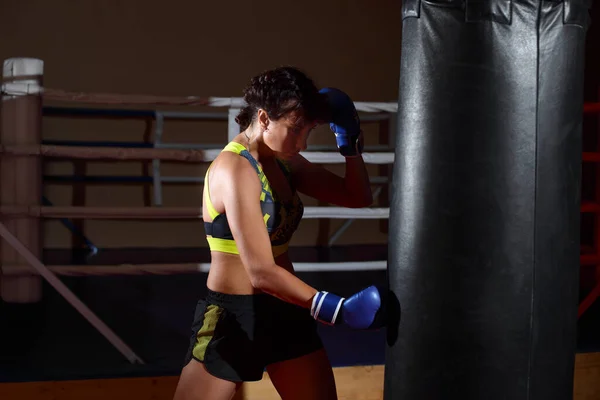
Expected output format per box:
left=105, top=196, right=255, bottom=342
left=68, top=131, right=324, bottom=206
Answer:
left=1, top=353, right=599, bottom=400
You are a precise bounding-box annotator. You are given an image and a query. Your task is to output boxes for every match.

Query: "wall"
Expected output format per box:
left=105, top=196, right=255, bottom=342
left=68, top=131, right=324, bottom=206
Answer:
left=0, top=0, right=402, bottom=250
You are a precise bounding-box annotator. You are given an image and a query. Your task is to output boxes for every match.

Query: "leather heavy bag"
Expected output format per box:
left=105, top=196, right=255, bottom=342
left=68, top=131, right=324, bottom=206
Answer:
left=385, top=1, right=592, bottom=399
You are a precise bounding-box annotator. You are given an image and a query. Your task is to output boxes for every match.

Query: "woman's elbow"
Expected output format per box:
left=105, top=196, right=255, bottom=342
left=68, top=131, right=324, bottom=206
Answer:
left=247, top=265, right=275, bottom=290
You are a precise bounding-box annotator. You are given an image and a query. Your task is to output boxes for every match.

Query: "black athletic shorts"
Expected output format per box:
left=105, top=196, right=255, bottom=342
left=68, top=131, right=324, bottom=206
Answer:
left=183, top=289, right=324, bottom=382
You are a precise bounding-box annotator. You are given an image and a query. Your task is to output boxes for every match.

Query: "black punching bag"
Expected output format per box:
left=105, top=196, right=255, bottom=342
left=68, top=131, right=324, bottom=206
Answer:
left=385, top=1, right=592, bottom=399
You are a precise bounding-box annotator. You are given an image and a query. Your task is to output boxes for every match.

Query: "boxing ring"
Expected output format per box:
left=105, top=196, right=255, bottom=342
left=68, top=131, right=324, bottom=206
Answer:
left=0, top=58, right=397, bottom=365
left=2, top=55, right=600, bottom=398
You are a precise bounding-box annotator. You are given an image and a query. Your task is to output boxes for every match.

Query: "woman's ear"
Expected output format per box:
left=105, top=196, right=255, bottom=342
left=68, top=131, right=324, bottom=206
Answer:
left=257, top=109, right=270, bottom=131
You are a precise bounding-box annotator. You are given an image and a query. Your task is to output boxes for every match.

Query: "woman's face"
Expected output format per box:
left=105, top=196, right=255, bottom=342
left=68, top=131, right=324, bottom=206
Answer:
left=262, top=110, right=317, bottom=159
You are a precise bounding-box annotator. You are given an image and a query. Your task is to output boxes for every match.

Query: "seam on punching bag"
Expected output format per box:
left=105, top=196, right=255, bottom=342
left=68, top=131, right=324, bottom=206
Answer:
left=402, top=0, right=421, bottom=19
left=563, top=0, right=592, bottom=28
left=414, top=0, right=462, bottom=20
left=423, top=0, right=462, bottom=7
left=527, top=3, right=543, bottom=399
left=465, top=0, right=512, bottom=24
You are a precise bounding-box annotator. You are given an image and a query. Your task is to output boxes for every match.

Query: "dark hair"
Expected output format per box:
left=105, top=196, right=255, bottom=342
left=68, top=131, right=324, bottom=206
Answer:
left=235, top=66, right=328, bottom=131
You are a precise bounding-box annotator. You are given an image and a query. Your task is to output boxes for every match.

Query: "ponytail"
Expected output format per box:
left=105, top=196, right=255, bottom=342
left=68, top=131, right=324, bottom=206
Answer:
left=235, top=106, right=255, bottom=131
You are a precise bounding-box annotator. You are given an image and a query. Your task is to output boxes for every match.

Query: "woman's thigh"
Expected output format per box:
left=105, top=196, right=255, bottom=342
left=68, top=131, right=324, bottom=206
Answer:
left=173, top=359, right=241, bottom=400
left=266, top=348, right=338, bottom=400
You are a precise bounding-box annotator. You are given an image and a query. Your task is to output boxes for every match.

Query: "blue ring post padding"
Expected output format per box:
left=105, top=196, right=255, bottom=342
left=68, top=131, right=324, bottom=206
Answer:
left=42, top=107, right=156, bottom=119
left=42, top=197, right=98, bottom=257
left=44, top=175, right=154, bottom=183
left=42, top=140, right=153, bottom=148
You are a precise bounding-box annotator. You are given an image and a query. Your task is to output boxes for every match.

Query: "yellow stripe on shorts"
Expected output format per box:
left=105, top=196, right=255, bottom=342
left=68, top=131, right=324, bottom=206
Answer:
left=192, top=304, right=223, bottom=361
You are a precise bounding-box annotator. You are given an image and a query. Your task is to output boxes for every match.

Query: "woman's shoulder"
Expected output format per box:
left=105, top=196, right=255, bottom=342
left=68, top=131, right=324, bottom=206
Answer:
left=211, top=148, right=260, bottom=187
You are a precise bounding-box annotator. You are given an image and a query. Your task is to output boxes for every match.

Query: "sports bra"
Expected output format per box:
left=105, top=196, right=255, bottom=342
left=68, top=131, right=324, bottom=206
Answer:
left=203, top=141, right=304, bottom=258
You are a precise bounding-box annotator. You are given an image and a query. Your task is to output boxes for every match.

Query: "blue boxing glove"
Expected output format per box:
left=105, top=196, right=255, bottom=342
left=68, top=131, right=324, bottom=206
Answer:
left=311, top=285, right=385, bottom=329
left=319, top=87, right=363, bottom=158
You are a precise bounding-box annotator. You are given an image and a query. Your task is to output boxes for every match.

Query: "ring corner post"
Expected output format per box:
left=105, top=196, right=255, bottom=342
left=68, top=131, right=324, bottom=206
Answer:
left=0, top=57, right=44, bottom=303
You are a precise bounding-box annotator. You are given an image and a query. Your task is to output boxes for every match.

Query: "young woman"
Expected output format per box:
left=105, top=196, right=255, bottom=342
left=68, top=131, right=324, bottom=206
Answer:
left=173, top=66, right=384, bottom=400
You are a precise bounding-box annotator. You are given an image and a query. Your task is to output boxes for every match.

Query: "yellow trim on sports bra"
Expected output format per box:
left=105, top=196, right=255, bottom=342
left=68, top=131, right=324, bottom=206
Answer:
left=222, top=141, right=247, bottom=154
left=206, top=237, right=289, bottom=258
left=206, top=236, right=240, bottom=255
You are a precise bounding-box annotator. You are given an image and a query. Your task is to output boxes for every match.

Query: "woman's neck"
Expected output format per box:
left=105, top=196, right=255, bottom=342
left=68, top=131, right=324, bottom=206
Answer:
left=241, top=127, right=274, bottom=161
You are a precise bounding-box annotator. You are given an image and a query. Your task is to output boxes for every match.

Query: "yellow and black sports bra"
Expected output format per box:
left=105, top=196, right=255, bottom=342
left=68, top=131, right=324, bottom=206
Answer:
left=203, top=141, right=304, bottom=258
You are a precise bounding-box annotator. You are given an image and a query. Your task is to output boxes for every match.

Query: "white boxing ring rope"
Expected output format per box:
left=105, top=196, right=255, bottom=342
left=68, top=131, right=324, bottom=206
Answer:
left=3, top=261, right=388, bottom=277
left=205, top=97, right=399, bottom=113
